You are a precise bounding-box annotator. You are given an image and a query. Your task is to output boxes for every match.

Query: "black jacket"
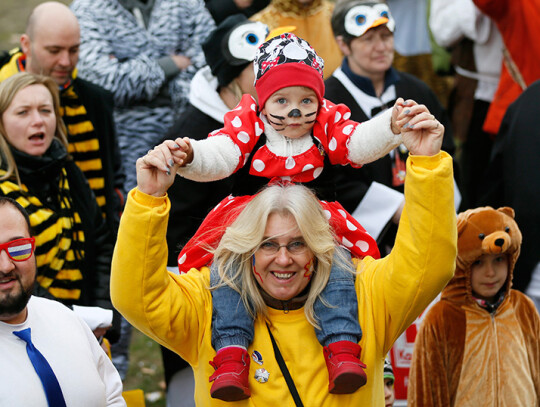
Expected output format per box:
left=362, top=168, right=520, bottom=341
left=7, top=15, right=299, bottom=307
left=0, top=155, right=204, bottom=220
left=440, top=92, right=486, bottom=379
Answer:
left=479, top=80, right=540, bottom=292
left=325, top=70, right=456, bottom=247
left=71, top=77, right=125, bottom=233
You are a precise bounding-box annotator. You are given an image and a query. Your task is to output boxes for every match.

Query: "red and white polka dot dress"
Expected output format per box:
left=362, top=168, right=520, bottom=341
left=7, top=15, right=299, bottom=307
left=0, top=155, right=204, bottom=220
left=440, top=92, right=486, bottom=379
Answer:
left=212, top=95, right=363, bottom=181
left=177, top=95, right=380, bottom=272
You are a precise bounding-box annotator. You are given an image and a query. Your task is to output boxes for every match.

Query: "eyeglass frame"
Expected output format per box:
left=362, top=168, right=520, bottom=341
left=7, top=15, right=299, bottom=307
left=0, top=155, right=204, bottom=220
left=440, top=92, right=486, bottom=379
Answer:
left=257, top=239, right=309, bottom=255
left=0, top=237, right=36, bottom=262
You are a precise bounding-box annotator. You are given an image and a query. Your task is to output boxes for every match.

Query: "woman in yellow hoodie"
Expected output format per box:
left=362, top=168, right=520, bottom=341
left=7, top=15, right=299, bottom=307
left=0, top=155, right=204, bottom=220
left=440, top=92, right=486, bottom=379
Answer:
left=110, top=103, right=456, bottom=406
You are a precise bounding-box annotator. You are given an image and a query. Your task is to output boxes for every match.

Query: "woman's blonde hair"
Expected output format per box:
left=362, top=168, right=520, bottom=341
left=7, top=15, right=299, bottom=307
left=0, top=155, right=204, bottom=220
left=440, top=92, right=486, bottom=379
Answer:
left=213, top=182, right=354, bottom=329
left=0, top=72, right=68, bottom=185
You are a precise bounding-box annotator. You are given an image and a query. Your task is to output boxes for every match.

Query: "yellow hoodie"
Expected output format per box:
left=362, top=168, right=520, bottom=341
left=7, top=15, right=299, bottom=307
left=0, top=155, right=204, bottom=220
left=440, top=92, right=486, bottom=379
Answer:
left=111, top=152, right=457, bottom=406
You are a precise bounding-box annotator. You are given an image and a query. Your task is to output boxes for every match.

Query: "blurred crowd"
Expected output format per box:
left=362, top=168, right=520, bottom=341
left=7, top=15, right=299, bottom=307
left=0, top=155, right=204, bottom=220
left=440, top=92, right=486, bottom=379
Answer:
left=0, top=0, right=538, bottom=406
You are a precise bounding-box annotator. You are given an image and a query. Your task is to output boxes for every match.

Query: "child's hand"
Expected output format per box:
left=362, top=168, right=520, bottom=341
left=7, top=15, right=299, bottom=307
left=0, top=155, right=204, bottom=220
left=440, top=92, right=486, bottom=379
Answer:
left=395, top=102, right=444, bottom=157
left=135, top=138, right=192, bottom=197
left=172, top=137, right=194, bottom=167
left=390, top=98, right=415, bottom=134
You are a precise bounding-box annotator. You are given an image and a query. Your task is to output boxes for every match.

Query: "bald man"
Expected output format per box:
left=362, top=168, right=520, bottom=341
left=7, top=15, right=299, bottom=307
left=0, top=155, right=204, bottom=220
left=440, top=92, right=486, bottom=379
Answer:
left=20, top=1, right=81, bottom=87
left=0, top=1, right=124, bottom=235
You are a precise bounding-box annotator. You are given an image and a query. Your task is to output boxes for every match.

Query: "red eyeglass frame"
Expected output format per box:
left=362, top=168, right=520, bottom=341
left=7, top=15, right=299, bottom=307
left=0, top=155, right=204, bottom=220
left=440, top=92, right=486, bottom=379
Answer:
left=0, top=237, right=36, bottom=262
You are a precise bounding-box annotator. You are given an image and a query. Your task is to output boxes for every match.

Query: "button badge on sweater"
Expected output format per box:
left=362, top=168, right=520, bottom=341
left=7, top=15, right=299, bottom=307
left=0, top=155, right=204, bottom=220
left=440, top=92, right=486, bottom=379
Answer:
left=255, top=368, right=269, bottom=383
left=252, top=350, right=263, bottom=365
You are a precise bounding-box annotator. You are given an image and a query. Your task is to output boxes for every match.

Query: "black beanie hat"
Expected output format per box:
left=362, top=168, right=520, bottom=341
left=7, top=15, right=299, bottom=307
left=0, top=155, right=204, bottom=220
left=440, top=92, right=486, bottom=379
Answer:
left=202, top=14, right=268, bottom=88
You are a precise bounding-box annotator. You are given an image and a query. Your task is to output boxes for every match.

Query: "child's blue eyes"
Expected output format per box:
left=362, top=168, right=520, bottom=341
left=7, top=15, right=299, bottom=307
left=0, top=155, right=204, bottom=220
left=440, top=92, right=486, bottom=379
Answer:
left=272, top=97, right=314, bottom=105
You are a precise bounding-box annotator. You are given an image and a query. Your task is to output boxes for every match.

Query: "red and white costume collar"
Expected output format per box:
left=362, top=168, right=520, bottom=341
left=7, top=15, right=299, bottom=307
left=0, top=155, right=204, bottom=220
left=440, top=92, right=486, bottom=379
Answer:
left=211, top=95, right=364, bottom=183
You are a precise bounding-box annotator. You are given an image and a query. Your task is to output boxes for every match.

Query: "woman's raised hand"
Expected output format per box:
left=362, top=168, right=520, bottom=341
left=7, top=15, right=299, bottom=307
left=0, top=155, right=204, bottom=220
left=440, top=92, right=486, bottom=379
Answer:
left=136, top=137, right=192, bottom=197
left=394, top=99, right=444, bottom=157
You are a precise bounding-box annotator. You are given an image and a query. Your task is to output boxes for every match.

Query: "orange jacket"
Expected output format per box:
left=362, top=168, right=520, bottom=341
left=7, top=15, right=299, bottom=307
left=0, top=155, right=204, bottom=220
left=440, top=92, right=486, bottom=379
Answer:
left=473, top=0, right=540, bottom=135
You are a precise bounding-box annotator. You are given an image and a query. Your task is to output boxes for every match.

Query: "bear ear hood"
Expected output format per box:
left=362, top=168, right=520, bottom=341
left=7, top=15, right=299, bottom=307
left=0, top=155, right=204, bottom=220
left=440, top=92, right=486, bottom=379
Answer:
left=442, top=206, right=522, bottom=304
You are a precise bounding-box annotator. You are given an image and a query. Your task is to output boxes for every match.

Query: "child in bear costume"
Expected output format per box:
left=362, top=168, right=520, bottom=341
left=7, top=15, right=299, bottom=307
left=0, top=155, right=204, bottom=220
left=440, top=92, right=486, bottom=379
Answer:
left=408, top=206, right=540, bottom=406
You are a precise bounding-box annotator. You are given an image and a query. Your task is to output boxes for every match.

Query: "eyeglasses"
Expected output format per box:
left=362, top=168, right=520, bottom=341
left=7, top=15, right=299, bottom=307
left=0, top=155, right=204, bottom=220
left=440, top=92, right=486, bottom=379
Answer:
left=258, top=240, right=308, bottom=255
left=0, top=238, right=36, bottom=262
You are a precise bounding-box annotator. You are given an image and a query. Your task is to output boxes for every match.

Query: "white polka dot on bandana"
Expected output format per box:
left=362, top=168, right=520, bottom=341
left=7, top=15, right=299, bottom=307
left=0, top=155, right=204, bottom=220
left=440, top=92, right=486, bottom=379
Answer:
left=255, top=121, right=264, bottom=136
left=232, top=116, right=242, bottom=128
left=356, top=240, right=370, bottom=252
left=342, top=236, right=354, bottom=248
left=285, top=157, right=296, bottom=170
left=253, top=159, right=265, bottom=172
left=343, top=124, right=354, bottom=136
left=329, top=137, right=337, bottom=151
left=237, top=131, right=250, bottom=144
left=178, top=253, right=186, bottom=264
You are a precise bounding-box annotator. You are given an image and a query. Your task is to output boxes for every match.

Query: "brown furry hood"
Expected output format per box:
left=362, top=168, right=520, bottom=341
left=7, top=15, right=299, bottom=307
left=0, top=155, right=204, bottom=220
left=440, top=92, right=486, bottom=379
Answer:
left=441, top=206, right=522, bottom=305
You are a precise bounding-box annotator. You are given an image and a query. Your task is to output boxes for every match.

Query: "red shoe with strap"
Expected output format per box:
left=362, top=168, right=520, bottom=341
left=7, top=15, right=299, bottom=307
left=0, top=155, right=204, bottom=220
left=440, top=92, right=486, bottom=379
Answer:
left=323, top=340, right=367, bottom=394
left=209, top=347, right=251, bottom=401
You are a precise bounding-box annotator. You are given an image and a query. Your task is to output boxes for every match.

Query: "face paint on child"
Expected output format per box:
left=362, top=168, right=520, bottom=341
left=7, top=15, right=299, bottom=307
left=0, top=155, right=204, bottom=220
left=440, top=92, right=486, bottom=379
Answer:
left=262, top=86, right=319, bottom=139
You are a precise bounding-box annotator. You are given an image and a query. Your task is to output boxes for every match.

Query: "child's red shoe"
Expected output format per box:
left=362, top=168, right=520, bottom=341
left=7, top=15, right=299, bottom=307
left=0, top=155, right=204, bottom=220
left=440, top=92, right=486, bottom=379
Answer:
left=323, top=341, right=367, bottom=394
left=209, top=347, right=251, bottom=401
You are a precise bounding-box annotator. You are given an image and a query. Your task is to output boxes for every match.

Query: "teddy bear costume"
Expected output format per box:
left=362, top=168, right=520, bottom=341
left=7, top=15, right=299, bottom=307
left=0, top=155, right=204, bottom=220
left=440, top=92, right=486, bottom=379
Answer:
left=408, top=206, right=540, bottom=406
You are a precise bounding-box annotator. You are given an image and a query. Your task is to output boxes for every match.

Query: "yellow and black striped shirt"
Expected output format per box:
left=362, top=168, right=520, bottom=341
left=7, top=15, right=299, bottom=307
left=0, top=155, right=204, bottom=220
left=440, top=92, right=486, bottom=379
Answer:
left=60, top=86, right=108, bottom=214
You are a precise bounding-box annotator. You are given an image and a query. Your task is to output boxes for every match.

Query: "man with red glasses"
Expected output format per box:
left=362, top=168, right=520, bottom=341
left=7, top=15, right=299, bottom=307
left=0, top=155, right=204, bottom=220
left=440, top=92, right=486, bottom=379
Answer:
left=0, top=196, right=125, bottom=406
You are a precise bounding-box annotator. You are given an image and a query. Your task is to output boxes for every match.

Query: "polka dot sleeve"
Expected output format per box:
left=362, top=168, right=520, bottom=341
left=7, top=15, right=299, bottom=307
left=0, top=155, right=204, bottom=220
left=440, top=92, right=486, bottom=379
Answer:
left=209, top=94, right=265, bottom=173
left=313, top=99, right=363, bottom=168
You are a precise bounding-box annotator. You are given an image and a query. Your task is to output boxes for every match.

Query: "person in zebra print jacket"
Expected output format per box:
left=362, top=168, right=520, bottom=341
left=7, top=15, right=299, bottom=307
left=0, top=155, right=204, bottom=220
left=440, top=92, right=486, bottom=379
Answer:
left=71, top=0, right=216, bottom=195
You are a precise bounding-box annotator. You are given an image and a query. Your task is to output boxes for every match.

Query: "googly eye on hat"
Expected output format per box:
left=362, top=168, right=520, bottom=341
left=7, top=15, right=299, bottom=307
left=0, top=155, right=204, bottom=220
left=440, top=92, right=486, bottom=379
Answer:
left=344, top=2, right=395, bottom=37
left=332, top=1, right=395, bottom=39
left=223, top=20, right=269, bottom=66
left=202, top=14, right=269, bottom=87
